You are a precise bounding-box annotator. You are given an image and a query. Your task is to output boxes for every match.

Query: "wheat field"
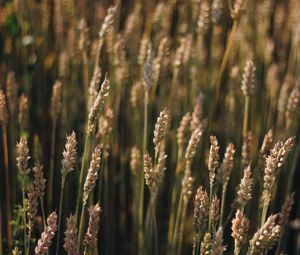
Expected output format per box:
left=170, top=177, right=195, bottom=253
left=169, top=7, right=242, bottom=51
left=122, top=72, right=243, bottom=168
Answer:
left=0, top=0, right=300, bottom=254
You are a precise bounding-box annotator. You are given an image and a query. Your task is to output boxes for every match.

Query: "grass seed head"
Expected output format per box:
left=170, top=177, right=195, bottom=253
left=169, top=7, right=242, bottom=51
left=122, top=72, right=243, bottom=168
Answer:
left=63, top=214, right=79, bottom=255
left=0, top=90, right=8, bottom=126
left=84, top=203, right=101, bottom=249
left=61, top=131, right=77, bottom=176
left=241, top=60, right=256, bottom=97
left=16, top=137, right=30, bottom=177
left=35, top=212, right=57, bottom=255
left=83, top=145, right=102, bottom=204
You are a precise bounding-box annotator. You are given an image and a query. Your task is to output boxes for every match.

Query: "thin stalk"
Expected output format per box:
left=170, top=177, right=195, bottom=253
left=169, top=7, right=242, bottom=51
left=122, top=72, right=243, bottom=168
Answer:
left=220, top=185, right=226, bottom=227
left=208, top=185, right=213, bottom=233
left=47, top=119, right=57, bottom=211
left=138, top=90, right=149, bottom=254
left=26, top=230, right=31, bottom=255
left=82, top=51, right=89, bottom=106
left=22, top=183, right=27, bottom=254
left=40, top=198, right=46, bottom=227
left=151, top=198, right=158, bottom=255
left=286, top=143, right=300, bottom=195
left=2, top=128, right=12, bottom=247
left=167, top=150, right=183, bottom=247
left=56, top=177, right=66, bottom=255
left=75, top=133, right=91, bottom=222
left=145, top=194, right=158, bottom=255
left=218, top=21, right=238, bottom=86
left=234, top=244, right=240, bottom=255
left=78, top=203, right=87, bottom=252
left=171, top=192, right=183, bottom=254
left=177, top=203, right=188, bottom=255
left=194, top=238, right=201, bottom=255
left=243, top=96, right=250, bottom=137
left=261, top=201, right=268, bottom=226
left=275, top=231, right=285, bottom=255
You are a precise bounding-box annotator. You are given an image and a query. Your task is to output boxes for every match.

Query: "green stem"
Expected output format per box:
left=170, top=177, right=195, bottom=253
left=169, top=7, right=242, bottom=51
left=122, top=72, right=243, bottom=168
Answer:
left=138, top=90, right=149, bottom=255
left=75, top=133, right=91, bottom=222
left=167, top=150, right=182, bottom=249
left=261, top=200, right=268, bottom=226
left=171, top=192, right=183, bottom=254
left=2, top=129, right=12, bottom=247
left=214, top=21, right=238, bottom=102
left=40, top=198, right=46, bottom=227
left=208, top=184, right=213, bottom=233
left=220, top=185, right=226, bottom=227
left=78, top=203, right=87, bottom=252
left=177, top=202, right=187, bottom=255
left=22, top=183, right=27, bottom=254
left=82, top=51, right=89, bottom=107
left=56, top=177, right=65, bottom=255
left=151, top=196, right=158, bottom=255
left=243, top=96, right=250, bottom=137
left=47, top=119, right=56, bottom=212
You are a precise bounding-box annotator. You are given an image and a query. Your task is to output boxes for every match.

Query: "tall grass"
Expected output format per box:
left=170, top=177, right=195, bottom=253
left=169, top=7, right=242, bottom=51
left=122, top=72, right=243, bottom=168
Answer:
left=0, top=0, right=300, bottom=255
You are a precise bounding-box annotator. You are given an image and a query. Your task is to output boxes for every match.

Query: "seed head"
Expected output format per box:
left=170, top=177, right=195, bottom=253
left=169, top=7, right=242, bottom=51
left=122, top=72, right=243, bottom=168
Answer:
left=208, top=136, right=219, bottom=188
left=138, top=36, right=150, bottom=67
left=260, top=129, right=273, bottom=156
left=130, top=146, right=141, bottom=174
left=61, top=132, right=77, bottom=176
left=194, top=186, right=209, bottom=235
left=200, top=233, right=212, bottom=255
left=278, top=193, right=295, bottom=226
left=242, top=131, right=252, bottom=167
left=130, top=81, right=143, bottom=108
left=190, top=93, right=204, bottom=132
left=231, top=210, right=249, bottom=252
left=6, top=71, right=18, bottom=113
left=211, top=195, right=220, bottom=230
left=153, top=108, right=170, bottom=155
left=249, top=214, right=281, bottom=254
left=83, top=204, right=101, bottom=249
left=99, top=6, right=117, bottom=39
left=182, top=169, right=194, bottom=205
left=78, top=18, right=89, bottom=51
left=63, top=214, right=79, bottom=255
left=220, top=143, right=235, bottom=188
left=83, top=145, right=102, bottom=204
left=241, top=60, right=256, bottom=97
left=18, top=94, right=28, bottom=132
left=0, top=90, right=8, bottom=126
left=197, top=1, right=210, bottom=35
left=285, top=87, right=299, bottom=129
left=144, top=151, right=167, bottom=194
left=16, top=137, right=30, bottom=177
left=211, top=0, right=223, bottom=24
left=237, top=165, right=253, bottom=209
left=143, top=45, right=154, bottom=91
left=185, top=127, right=202, bottom=164
left=35, top=212, right=57, bottom=254
left=33, top=162, right=46, bottom=198
left=88, top=75, right=110, bottom=134
left=212, top=227, right=226, bottom=255
left=27, top=184, right=38, bottom=232
left=230, top=0, right=246, bottom=21
left=177, top=112, right=191, bottom=150
left=50, top=81, right=62, bottom=121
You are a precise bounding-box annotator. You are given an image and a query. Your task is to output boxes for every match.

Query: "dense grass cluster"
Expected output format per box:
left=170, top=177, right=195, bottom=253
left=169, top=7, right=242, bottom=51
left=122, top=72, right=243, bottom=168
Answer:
left=0, top=0, right=300, bottom=254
